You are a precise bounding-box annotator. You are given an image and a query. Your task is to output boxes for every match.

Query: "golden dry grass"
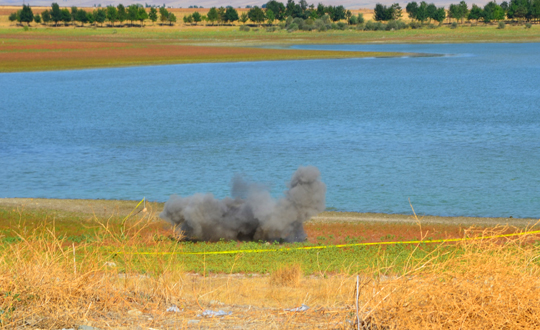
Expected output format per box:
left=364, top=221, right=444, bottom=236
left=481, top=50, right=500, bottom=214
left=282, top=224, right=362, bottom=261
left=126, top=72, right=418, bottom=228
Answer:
left=270, top=264, right=303, bottom=287
left=1, top=205, right=540, bottom=329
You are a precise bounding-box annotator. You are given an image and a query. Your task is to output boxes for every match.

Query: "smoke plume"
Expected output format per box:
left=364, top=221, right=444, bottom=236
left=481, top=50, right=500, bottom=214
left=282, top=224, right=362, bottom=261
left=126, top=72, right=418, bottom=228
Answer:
left=159, top=166, right=326, bottom=242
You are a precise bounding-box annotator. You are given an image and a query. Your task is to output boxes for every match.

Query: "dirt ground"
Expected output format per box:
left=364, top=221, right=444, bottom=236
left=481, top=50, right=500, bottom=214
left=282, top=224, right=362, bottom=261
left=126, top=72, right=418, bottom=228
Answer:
left=1, top=197, right=536, bottom=228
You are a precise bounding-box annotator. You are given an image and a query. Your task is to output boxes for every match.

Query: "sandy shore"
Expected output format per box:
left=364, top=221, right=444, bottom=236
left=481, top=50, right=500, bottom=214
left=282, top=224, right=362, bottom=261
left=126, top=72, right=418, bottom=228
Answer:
left=1, top=197, right=537, bottom=228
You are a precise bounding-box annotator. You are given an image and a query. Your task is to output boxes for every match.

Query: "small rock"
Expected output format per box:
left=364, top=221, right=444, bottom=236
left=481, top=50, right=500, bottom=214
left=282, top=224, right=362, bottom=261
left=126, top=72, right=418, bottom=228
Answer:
left=104, top=262, right=116, bottom=267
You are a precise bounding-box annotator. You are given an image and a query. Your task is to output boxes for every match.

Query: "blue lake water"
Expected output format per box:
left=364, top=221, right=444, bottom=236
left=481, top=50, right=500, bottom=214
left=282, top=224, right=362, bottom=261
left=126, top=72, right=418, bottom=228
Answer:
left=1, top=43, right=539, bottom=218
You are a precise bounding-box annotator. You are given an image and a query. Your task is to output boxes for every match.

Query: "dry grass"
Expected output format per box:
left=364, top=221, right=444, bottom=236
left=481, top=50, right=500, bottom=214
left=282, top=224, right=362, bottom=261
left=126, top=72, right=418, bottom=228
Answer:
left=1, top=206, right=540, bottom=328
left=270, top=264, right=303, bottom=287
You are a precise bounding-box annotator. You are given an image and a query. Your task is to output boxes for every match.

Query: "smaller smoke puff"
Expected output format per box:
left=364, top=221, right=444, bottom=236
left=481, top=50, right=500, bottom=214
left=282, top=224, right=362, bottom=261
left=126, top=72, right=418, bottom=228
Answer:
left=159, top=166, right=326, bottom=242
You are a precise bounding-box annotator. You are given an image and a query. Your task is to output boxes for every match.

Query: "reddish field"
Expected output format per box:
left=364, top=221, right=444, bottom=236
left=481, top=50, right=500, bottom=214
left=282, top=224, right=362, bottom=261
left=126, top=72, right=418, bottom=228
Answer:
left=0, top=33, right=402, bottom=72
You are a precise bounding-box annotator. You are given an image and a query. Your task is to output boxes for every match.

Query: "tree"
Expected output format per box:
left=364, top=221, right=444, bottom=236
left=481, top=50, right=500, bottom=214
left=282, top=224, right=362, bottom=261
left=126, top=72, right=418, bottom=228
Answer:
left=107, top=5, right=118, bottom=26
left=426, top=3, right=437, bottom=22
left=94, top=8, right=107, bottom=26
left=483, top=1, right=505, bottom=22
left=127, top=4, right=139, bottom=26
left=285, top=0, right=296, bottom=17
left=406, top=1, right=418, bottom=20
left=42, top=10, right=51, bottom=25
left=458, top=1, right=469, bottom=23
left=374, top=3, right=388, bottom=21
left=391, top=3, right=403, bottom=19
left=346, top=9, right=352, bottom=23
left=76, top=9, right=88, bottom=26
left=159, top=7, right=169, bottom=25
left=192, top=11, right=202, bottom=25
left=532, top=0, right=540, bottom=20
left=51, top=3, right=62, bottom=26
left=149, top=7, right=158, bottom=25
left=224, top=7, right=239, bottom=23
left=34, top=13, right=42, bottom=24
left=8, top=12, right=18, bottom=24
left=374, top=3, right=396, bottom=21
left=86, top=11, right=95, bottom=25
left=266, top=8, right=276, bottom=24
left=207, top=7, right=218, bottom=24
left=183, top=14, right=193, bottom=24
left=265, top=0, right=286, bottom=20
left=468, top=4, right=483, bottom=23
left=317, top=3, right=325, bottom=17
left=117, top=4, right=127, bottom=25
left=217, top=7, right=226, bottom=24
left=433, top=6, right=446, bottom=23
left=61, top=8, right=71, bottom=26
left=239, top=12, right=249, bottom=24
left=138, top=7, right=148, bottom=26
left=71, top=6, right=78, bottom=25
left=332, top=5, right=346, bottom=21
left=507, top=0, right=530, bottom=21
left=248, top=6, right=266, bottom=25
left=168, top=12, right=176, bottom=25
left=415, top=1, right=429, bottom=23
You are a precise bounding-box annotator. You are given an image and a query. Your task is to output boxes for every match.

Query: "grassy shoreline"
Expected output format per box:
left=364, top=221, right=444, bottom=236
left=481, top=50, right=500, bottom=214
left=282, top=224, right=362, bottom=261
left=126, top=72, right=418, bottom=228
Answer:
left=1, top=197, right=536, bottom=226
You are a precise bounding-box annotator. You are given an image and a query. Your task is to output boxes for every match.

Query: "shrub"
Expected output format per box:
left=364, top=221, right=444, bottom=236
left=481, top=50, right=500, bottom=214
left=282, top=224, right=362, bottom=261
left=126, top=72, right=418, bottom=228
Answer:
left=386, top=20, right=407, bottom=30
left=525, top=22, right=532, bottom=29
left=357, top=13, right=365, bottom=24
left=427, top=23, right=437, bottom=29
left=330, top=22, right=338, bottom=29
left=409, top=20, right=422, bottom=29
left=270, top=264, right=302, bottom=287
left=336, top=22, right=347, bottom=30
left=451, top=21, right=458, bottom=29
left=318, top=24, right=327, bottom=31
left=348, top=15, right=357, bottom=25
left=321, top=14, right=330, bottom=24
left=364, top=20, right=386, bottom=31
left=285, top=16, right=293, bottom=27
left=287, top=22, right=298, bottom=32
left=266, top=26, right=278, bottom=32
left=239, top=25, right=250, bottom=31
left=497, top=21, right=505, bottom=29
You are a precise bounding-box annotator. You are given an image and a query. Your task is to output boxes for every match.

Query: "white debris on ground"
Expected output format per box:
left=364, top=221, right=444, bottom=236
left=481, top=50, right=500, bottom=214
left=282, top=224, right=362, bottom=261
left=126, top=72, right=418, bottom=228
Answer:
left=166, top=305, right=182, bottom=313
left=198, top=309, right=233, bottom=317
left=284, top=304, right=309, bottom=312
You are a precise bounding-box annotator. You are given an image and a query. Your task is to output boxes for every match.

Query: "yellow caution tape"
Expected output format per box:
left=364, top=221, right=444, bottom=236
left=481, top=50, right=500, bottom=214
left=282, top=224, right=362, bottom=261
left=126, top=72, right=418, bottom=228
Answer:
left=114, top=228, right=540, bottom=256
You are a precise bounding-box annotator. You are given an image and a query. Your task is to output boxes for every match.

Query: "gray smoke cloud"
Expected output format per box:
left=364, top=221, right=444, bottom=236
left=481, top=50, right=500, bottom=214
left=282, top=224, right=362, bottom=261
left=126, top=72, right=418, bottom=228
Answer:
left=159, top=166, right=326, bottom=242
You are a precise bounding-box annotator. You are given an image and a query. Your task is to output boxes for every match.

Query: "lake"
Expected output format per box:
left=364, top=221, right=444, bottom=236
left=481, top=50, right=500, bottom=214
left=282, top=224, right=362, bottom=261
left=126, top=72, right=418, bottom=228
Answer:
left=1, top=43, right=539, bottom=218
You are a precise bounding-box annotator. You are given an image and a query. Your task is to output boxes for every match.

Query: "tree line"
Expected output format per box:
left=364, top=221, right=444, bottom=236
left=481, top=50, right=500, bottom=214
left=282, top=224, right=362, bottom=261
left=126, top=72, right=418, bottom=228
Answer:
left=9, top=0, right=539, bottom=30
left=8, top=0, right=353, bottom=27
left=374, top=0, right=540, bottom=25
left=9, top=3, right=179, bottom=27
